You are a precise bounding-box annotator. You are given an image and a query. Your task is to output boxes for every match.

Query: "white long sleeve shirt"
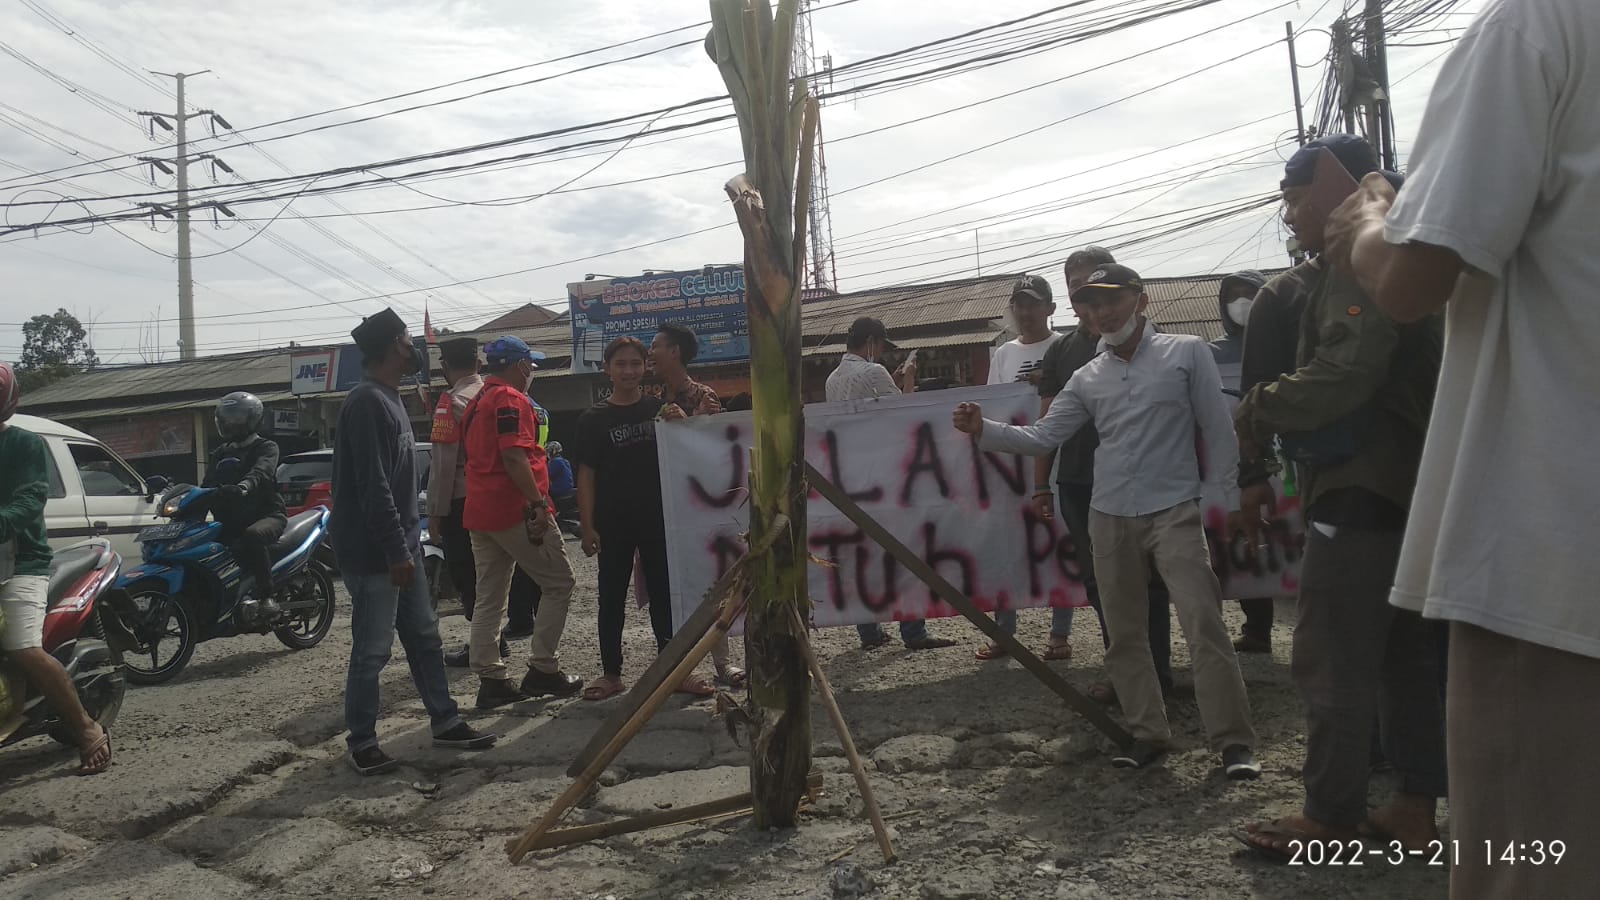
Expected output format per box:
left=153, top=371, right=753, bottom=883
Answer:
left=977, top=322, right=1240, bottom=517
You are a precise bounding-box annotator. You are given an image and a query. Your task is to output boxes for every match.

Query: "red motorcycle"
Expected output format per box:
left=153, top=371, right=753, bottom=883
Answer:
left=0, top=540, right=128, bottom=749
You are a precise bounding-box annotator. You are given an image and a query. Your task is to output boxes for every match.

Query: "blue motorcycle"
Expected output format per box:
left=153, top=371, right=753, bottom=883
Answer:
left=109, top=467, right=337, bottom=685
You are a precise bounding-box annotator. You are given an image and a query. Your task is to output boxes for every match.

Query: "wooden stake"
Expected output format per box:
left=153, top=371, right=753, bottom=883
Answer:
left=794, top=608, right=898, bottom=864
left=508, top=547, right=764, bottom=864
left=803, top=462, right=1134, bottom=748
left=513, top=772, right=823, bottom=853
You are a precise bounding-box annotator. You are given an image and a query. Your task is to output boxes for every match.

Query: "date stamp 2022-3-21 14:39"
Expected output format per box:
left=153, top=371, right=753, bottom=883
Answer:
left=1284, top=839, right=1569, bottom=868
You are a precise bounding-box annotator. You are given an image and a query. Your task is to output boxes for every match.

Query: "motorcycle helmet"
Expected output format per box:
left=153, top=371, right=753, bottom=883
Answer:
left=0, top=362, right=18, bottom=423
left=545, top=441, right=562, bottom=457
left=216, top=391, right=265, bottom=441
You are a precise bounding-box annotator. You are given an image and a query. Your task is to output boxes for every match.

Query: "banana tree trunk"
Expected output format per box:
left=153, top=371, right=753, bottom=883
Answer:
left=708, top=0, right=816, bottom=828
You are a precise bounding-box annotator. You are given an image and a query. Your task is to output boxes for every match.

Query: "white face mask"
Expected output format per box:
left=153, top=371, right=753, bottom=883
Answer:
left=1227, top=297, right=1254, bottom=327
left=1103, top=313, right=1142, bottom=347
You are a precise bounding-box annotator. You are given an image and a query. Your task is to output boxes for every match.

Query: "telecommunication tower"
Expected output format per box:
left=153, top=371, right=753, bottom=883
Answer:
left=795, top=0, right=838, bottom=293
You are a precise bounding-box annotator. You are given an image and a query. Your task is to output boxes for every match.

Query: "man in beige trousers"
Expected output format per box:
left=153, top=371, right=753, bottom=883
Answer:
left=461, top=336, right=584, bottom=708
left=953, top=264, right=1258, bottom=776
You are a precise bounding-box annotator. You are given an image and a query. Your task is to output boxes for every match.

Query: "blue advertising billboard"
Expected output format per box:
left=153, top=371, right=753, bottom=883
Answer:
left=568, top=266, right=747, bottom=373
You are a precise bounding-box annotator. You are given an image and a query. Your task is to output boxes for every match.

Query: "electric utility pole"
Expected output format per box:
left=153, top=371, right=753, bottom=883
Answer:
left=1363, top=0, right=1396, bottom=169
left=138, top=69, right=212, bottom=360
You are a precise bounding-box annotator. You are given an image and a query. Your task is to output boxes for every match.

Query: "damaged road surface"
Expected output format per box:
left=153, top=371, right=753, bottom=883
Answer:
left=0, top=556, right=1448, bottom=899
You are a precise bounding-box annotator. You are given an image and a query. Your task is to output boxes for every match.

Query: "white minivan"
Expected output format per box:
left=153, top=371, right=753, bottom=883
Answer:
left=12, top=414, right=167, bottom=562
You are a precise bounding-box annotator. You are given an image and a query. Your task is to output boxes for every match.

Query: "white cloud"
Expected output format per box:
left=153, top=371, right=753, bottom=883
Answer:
left=0, top=0, right=1483, bottom=362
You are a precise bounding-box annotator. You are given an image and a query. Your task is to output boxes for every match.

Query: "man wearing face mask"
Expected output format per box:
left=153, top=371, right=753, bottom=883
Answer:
left=461, top=336, right=583, bottom=709
left=953, top=265, right=1259, bottom=775
left=1210, top=271, right=1276, bottom=653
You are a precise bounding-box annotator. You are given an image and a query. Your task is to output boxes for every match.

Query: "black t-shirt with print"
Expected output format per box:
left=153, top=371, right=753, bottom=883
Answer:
left=572, top=396, right=666, bottom=536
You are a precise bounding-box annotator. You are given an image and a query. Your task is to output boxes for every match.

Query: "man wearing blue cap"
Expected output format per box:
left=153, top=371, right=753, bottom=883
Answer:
left=461, top=335, right=583, bottom=708
left=1233, top=134, right=1446, bottom=861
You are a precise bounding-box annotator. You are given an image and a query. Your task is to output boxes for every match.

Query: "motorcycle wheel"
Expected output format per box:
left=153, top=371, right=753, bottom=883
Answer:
left=121, top=581, right=198, bottom=686
left=49, top=609, right=126, bottom=745
left=274, top=564, right=336, bottom=650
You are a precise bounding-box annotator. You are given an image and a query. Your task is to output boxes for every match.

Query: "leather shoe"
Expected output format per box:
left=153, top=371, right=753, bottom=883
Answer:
left=476, top=678, right=529, bottom=710
left=520, top=669, right=584, bottom=698
left=443, top=644, right=470, bottom=667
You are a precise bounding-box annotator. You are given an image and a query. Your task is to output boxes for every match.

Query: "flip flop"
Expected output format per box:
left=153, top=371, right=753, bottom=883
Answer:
left=582, top=679, right=626, bottom=702
left=1231, top=819, right=1363, bottom=865
left=1042, top=640, right=1073, bottom=662
left=674, top=676, right=716, bottom=697
left=974, top=642, right=1009, bottom=661
left=714, top=665, right=747, bottom=688
left=77, top=729, right=112, bottom=776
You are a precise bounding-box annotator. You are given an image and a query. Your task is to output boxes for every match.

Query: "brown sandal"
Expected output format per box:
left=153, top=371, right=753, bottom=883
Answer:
left=675, top=676, right=715, bottom=697
left=975, top=642, right=1009, bottom=661
left=582, top=677, right=626, bottom=702
left=1042, top=640, right=1073, bottom=662
left=77, top=728, right=112, bottom=776
left=714, top=665, right=747, bottom=688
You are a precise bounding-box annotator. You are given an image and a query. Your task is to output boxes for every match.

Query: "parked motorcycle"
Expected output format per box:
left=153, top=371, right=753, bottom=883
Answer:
left=0, top=540, right=128, bottom=750
left=109, top=469, right=336, bottom=686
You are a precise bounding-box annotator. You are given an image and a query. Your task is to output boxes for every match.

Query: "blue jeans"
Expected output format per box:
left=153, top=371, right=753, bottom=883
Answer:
left=995, top=607, right=1076, bottom=639
left=343, top=550, right=464, bottom=753
left=857, top=620, right=929, bottom=646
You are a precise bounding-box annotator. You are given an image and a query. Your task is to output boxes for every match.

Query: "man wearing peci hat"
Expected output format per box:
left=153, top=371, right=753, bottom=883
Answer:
left=826, top=317, right=957, bottom=651
left=954, top=264, right=1260, bottom=776
left=1233, top=134, right=1446, bottom=862
left=334, top=308, right=496, bottom=776
left=460, top=335, right=583, bottom=708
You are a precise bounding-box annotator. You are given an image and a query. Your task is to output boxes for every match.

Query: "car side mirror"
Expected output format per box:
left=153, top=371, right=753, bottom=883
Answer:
left=145, top=475, right=170, bottom=499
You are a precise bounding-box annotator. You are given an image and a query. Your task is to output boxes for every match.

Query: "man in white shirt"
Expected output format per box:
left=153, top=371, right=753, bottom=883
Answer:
left=826, top=317, right=957, bottom=652
left=953, top=265, right=1258, bottom=775
left=981, top=275, right=1073, bottom=660
left=1327, top=2, right=1599, bottom=895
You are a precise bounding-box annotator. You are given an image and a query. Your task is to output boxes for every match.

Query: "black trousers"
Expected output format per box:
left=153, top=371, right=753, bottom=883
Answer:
left=596, top=523, right=673, bottom=677
left=440, top=499, right=539, bottom=628
left=1239, top=597, right=1275, bottom=640
left=1058, top=481, right=1173, bottom=690
left=229, top=515, right=286, bottom=597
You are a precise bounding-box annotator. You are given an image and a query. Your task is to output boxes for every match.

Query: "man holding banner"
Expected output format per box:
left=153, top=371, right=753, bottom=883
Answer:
left=954, top=264, right=1258, bottom=776
left=827, top=317, right=957, bottom=652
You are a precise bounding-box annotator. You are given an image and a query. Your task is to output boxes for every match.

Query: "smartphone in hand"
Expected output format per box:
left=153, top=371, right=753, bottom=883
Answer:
left=1309, top=147, right=1361, bottom=223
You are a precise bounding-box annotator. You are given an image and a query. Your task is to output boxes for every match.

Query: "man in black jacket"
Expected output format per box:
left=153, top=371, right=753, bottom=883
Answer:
left=207, top=392, right=286, bottom=614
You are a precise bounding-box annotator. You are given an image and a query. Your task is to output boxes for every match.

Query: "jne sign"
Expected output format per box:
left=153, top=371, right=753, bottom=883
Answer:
left=658, top=384, right=1304, bottom=632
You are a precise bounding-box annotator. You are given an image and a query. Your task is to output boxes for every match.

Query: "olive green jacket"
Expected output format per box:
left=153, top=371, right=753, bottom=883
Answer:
left=1234, top=260, right=1442, bottom=513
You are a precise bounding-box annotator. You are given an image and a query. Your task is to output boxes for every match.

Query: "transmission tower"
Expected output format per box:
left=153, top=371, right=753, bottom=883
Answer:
left=795, top=0, right=838, bottom=293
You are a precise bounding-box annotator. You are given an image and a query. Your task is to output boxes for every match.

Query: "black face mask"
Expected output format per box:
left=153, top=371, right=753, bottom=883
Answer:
left=397, top=339, right=426, bottom=376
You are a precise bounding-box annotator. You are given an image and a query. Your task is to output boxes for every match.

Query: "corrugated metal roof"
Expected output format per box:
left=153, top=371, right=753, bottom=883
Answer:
left=800, top=274, right=1019, bottom=339
left=52, top=390, right=299, bottom=423
left=801, top=327, right=1003, bottom=356
left=22, top=350, right=292, bottom=407
left=475, top=303, right=562, bottom=331
left=1141, top=270, right=1286, bottom=344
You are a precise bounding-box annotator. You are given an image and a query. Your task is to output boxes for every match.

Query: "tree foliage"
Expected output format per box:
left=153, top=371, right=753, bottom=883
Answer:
left=18, top=308, right=98, bottom=391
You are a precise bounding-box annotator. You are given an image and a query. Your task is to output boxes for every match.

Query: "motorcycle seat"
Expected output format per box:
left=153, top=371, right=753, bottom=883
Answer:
left=46, top=545, right=102, bottom=609
left=269, top=510, right=324, bottom=562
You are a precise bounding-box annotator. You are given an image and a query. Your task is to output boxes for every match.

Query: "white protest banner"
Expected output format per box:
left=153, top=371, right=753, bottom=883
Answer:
left=657, top=384, right=1304, bottom=632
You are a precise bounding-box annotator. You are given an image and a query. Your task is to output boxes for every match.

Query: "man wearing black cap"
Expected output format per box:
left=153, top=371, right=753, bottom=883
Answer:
left=953, top=265, right=1258, bottom=776
left=826, top=316, right=956, bottom=651
left=1232, top=134, right=1445, bottom=860
left=1030, top=247, right=1174, bottom=701
left=334, top=308, right=495, bottom=776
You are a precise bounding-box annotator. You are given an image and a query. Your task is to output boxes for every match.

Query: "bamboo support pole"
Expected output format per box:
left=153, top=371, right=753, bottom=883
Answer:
left=794, top=608, right=897, bottom=863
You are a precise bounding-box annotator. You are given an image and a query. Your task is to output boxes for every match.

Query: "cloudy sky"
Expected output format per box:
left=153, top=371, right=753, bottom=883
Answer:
left=0, top=0, right=1480, bottom=364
